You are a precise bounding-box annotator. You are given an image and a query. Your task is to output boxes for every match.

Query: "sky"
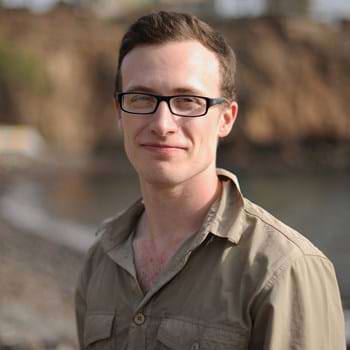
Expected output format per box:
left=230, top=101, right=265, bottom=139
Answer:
left=2, top=0, right=350, bottom=20
left=216, top=0, right=350, bottom=19
left=2, top=0, right=57, bottom=12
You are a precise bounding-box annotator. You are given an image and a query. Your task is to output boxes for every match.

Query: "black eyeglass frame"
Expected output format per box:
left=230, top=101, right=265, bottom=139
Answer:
left=115, top=92, right=228, bottom=117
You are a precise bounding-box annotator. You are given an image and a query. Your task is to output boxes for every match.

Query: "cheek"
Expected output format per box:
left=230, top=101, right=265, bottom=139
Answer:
left=122, top=118, right=146, bottom=142
left=188, top=119, right=220, bottom=154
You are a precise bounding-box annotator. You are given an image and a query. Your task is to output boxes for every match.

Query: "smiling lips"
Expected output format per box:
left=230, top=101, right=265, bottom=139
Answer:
left=140, top=143, right=187, bottom=152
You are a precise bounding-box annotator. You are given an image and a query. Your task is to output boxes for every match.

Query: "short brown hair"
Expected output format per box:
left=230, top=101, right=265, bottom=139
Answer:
left=114, top=11, right=237, bottom=101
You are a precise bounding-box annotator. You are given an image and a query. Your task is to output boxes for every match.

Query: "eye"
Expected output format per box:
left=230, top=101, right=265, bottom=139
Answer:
left=172, top=96, right=205, bottom=109
left=129, top=94, right=153, bottom=103
left=177, top=96, right=196, bottom=103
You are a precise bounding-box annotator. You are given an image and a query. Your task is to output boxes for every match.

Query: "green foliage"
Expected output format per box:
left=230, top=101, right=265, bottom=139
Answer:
left=0, top=38, right=50, bottom=95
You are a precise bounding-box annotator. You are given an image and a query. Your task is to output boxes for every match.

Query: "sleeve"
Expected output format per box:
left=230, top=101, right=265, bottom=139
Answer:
left=249, top=254, right=346, bottom=350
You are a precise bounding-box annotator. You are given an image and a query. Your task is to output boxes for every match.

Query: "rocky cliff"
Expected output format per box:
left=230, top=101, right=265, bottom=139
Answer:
left=0, top=6, right=349, bottom=166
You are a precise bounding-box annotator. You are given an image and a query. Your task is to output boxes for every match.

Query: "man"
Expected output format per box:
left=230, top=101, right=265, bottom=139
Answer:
left=75, top=11, right=346, bottom=349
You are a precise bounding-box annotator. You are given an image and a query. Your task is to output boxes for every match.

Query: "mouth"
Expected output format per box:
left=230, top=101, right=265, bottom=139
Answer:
left=140, top=143, right=187, bottom=156
left=140, top=143, right=186, bottom=150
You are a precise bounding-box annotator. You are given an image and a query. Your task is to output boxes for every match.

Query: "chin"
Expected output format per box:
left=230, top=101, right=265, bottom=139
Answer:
left=136, top=162, right=191, bottom=188
left=142, top=169, right=184, bottom=187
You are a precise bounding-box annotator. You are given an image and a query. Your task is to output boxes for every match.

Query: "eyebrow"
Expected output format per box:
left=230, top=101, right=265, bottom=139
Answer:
left=125, top=85, right=205, bottom=96
left=125, top=85, right=155, bottom=93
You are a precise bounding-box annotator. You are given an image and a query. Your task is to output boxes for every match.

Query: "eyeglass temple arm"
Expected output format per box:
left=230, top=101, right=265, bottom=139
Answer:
left=208, top=97, right=228, bottom=107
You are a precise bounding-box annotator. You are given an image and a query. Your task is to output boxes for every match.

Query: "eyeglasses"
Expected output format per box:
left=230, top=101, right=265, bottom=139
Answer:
left=116, top=92, right=227, bottom=117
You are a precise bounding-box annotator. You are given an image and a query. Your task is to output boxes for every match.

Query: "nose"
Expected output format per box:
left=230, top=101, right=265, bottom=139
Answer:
left=149, top=101, right=178, bottom=137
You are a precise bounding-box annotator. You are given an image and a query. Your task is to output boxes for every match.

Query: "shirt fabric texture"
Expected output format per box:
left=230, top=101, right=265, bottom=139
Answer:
left=75, top=168, right=346, bottom=350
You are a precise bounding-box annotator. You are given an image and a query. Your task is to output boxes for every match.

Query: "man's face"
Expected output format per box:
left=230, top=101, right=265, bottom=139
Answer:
left=116, top=40, right=237, bottom=187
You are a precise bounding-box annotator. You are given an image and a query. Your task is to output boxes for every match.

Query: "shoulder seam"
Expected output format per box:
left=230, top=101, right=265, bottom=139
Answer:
left=242, top=203, right=324, bottom=258
left=243, top=206, right=298, bottom=249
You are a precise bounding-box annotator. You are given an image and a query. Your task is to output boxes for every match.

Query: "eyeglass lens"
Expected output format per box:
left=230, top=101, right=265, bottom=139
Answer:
left=121, top=93, right=207, bottom=116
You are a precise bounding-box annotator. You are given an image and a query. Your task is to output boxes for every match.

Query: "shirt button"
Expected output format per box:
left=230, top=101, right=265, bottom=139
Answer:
left=190, top=342, right=200, bottom=350
left=133, top=312, right=145, bottom=325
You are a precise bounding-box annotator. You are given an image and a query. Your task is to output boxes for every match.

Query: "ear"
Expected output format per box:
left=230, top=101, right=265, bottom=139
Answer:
left=114, top=97, right=123, bottom=130
left=218, top=101, right=238, bottom=138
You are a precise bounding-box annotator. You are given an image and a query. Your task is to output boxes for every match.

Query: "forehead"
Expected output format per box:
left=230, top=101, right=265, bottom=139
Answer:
left=120, top=40, right=221, bottom=96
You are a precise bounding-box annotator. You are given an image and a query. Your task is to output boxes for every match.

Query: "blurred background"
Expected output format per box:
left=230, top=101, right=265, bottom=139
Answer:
left=0, top=0, right=349, bottom=348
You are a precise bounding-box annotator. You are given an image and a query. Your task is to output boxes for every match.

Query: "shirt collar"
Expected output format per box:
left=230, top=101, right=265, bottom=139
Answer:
left=99, top=168, right=246, bottom=252
left=99, top=198, right=144, bottom=253
left=208, top=168, right=245, bottom=244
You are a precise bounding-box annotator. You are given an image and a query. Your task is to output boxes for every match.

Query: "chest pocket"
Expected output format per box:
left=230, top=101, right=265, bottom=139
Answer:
left=156, top=318, right=248, bottom=350
left=84, top=312, right=116, bottom=350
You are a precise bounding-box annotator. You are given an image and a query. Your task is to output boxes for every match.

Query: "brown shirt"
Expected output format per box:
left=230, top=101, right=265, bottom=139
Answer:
left=75, top=169, right=346, bottom=349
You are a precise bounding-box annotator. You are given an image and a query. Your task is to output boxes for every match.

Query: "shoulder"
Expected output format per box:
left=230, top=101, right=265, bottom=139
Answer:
left=241, top=197, right=327, bottom=259
left=242, top=201, right=346, bottom=349
left=234, top=197, right=333, bottom=294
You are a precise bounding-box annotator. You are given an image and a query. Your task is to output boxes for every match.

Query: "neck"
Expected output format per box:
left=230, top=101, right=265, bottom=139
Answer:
left=138, top=166, right=221, bottom=246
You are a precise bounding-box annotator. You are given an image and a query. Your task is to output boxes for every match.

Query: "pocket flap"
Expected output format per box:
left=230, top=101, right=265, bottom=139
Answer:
left=84, top=312, right=115, bottom=347
left=157, top=318, right=199, bottom=348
